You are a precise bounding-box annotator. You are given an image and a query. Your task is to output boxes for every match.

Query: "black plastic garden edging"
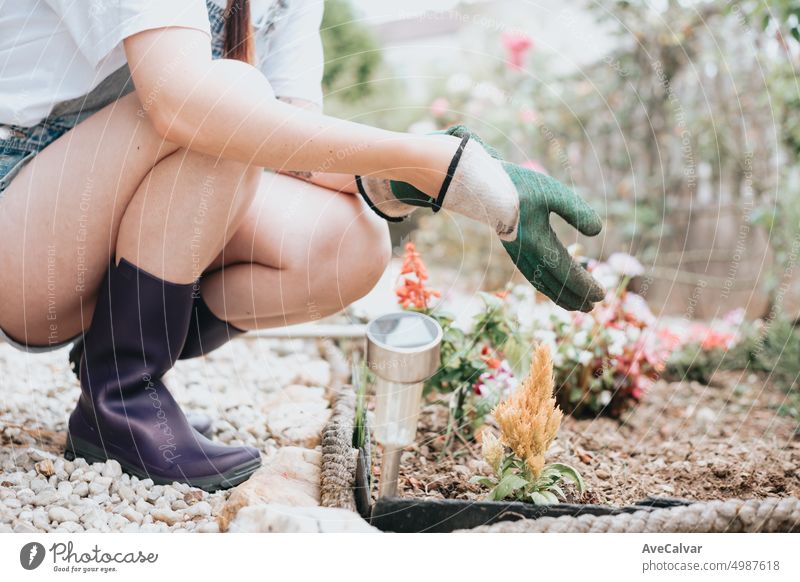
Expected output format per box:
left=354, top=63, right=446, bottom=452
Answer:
left=369, top=496, right=691, bottom=533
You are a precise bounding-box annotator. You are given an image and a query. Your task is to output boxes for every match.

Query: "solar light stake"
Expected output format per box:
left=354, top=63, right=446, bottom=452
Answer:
left=366, top=312, right=443, bottom=498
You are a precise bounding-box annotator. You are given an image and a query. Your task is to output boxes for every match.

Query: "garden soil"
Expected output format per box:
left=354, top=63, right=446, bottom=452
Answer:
left=394, top=371, right=800, bottom=506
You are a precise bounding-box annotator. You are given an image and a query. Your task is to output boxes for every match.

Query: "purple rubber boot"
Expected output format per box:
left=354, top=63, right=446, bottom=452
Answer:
left=65, top=259, right=261, bottom=491
left=180, top=291, right=245, bottom=359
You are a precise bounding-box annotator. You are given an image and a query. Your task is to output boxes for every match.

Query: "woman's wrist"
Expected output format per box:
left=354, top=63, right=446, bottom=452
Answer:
left=374, top=134, right=462, bottom=196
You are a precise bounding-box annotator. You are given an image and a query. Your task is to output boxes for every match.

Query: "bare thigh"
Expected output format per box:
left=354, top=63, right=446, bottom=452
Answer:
left=203, top=172, right=392, bottom=327
left=0, top=93, right=256, bottom=347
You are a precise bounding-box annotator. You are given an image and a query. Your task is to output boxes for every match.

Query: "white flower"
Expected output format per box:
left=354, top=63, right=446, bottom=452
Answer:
left=607, top=252, right=645, bottom=278
left=622, top=292, right=655, bottom=326
left=598, top=390, right=612, bottom=406
left=589, top=262, right=618, bottom=290
left=578, top=350, right=593, bottom=366
left=625, top=325, right=641, bottom=342
left=723, top=308, right=745, bottom=326
left=607, top=328, right=626, bottom=356
left=573, top=330, right=589, bottom=347
left=550, top=308, right=572, bottom=326
left=446, top=73, right=473, bottom=94
left=533, top=330, right=557, bottom=349
left=472, top=81, right=506, bottom=105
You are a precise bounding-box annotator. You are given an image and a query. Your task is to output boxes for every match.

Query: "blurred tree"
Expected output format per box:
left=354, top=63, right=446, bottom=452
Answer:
left=320, top=0, right=382, bottom=101
left=734, top=0, right=800, bottom=45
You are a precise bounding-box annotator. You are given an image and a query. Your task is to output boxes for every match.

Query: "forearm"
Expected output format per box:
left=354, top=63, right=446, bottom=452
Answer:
left=143, top=57, right=442, bottom=191
left=282, top=170, right=358, bottom=194
left=273, top=98, right=358, bottom=194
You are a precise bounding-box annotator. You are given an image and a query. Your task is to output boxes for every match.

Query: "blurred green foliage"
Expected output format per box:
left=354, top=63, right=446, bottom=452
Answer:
left=320, top=0, right=381, bottom=102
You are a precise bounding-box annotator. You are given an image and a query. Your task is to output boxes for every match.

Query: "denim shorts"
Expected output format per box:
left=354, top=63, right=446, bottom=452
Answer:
left=0, top=0, right=226, bottom=351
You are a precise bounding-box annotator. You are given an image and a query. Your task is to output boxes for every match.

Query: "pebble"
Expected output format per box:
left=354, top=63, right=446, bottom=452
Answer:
left=30, top=478, right=48, bottom=494
left=102, top=460, right=123, bottom=478
left=184, top=490, right=204, bottom=505
left=57, top=482, right=73, bottom=499
left=31, top=509, right=50, bottom=530
left=4, top=497, right=21, bottom=509
left=55, top=521, right=83, bottom=533
left=33, top=490, right=60, bottom=506
left=13, top=521, right=39, bottom=533
left=17, top=488, right=35, bottom=506
left=121, top=507, right=144, bottom=524
left=88, top=481, right=108, bottom=495
left=0, top=338, right=335, bottom=532
left=48, top=506, right=79, bottom=523
left=183, top=501, right=212, bottom=519
left=35, top=459, right=56, bottom=478
left=118, top=485, right=136, bottom=503
left=151, top=508, right=182, bottom=526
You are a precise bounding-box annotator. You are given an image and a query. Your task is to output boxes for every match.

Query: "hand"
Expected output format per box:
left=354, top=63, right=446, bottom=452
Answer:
left=497, top=157, right=605, bottom=311
left=375, top=125, right=606, bottom=311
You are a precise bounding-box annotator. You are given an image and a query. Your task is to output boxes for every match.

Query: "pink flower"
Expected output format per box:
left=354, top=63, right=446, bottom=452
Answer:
left=429, top=97, right=450, bottom=118
left=723, top=308, right=745, bottom=326
left=607, top=252, right=645, bottom=278
left=501, top=32, right=533, bottom=70
left=522, top=159, right=547, bottom=174
left=519, top=106, right=538, bottom=124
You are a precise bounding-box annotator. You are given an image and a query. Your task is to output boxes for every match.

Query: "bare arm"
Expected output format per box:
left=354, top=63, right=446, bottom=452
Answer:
left=274, top=97, right=357, bottom=194
left=124, top=27, right=455, bottom=195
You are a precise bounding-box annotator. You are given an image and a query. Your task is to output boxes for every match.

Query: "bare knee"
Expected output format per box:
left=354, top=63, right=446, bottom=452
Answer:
left=320, top=204, right=391, bottom=308
left=190, top=155, right=262, bottom=210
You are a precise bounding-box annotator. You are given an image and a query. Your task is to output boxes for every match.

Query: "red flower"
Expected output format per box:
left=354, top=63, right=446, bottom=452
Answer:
left=700, top=329, right=735, bottom=351
left=486, top=358, right=502, bottom=370
left=396, top=242, right=440, bottom=310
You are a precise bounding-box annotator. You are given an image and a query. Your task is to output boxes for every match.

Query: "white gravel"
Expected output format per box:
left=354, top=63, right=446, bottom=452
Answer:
left=0, top=336, right=332, bottom=533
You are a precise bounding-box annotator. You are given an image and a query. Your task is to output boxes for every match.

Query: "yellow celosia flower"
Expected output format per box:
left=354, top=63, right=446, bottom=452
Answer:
left=480, top=429, right=504, bottom=473
left=493, top=343, right=563, bottom=478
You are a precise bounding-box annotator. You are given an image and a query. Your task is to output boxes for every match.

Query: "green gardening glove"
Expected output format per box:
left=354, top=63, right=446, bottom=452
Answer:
left=357, top=125, right=605, bottom=312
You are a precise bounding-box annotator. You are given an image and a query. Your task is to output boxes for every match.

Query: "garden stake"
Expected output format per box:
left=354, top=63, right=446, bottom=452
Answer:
left=366, top=312, right=443, bottom=498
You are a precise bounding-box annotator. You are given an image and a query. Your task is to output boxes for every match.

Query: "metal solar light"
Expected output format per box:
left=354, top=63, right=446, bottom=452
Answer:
left=366, top=312, right=443, bottom=498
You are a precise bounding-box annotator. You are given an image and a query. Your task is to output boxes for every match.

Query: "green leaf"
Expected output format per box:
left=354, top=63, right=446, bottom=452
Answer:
left=540, top=491, right=560, bottom=504
left=469, top=476, right=496, bottom=488
left=546, top=463, right=586, bottom=494
left=539, top=466, right=563, bottom=482
left=549, top=483, right=567, bottom=500
left=493, top=474, right=528, bottom=500
left=477, top=291, right=503, bottom=311
left=529, top=491, right=550, bottom=505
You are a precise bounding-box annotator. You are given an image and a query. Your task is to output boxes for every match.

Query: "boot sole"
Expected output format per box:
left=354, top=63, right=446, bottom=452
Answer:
left=65, top=433, right=261, bottom=492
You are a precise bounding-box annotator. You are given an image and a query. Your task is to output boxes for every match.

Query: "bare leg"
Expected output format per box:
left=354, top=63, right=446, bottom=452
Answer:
left=0, top=93, right=258, bottom=347
left=199, top=172, right=391, bottom=329
left=115, top=148, right=261, bottom=284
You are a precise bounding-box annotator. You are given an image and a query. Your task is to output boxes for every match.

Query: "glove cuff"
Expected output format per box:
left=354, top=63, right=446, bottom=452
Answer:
left=355, top=175, right=412, bottom=222
left=357, top=129, right=520, bottom=243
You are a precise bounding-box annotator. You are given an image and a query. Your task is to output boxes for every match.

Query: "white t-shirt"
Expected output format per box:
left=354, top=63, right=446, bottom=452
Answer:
left=0, top=0, right=324, bottom=127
